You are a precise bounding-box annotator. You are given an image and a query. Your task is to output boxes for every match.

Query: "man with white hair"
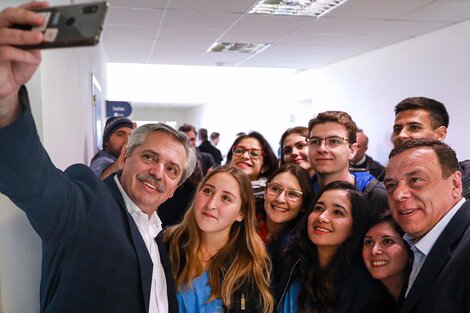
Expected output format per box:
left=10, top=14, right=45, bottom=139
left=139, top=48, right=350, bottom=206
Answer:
left=0, top=4, right=196, bottom=312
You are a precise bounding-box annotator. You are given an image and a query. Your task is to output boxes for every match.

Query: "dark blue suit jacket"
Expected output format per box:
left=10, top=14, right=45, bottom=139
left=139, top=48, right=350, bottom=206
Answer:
left=0, top=88, right=178, bottom=313
left=396, top=199, right=470, bottom=313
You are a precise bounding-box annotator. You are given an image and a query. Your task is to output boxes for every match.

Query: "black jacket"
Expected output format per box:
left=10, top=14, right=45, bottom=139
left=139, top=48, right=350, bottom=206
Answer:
left=198, top=140, right=223, bottom=165
left=350, top=154, right=385, bottom=180
left=460, top=160, right=470, bottom=198
left=275, top=257, right=393, bottom=313
left=0, top=87, right=179, bottom=313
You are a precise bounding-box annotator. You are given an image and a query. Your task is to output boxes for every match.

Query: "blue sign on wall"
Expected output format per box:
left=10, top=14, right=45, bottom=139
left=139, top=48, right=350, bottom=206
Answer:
left=106, top=100, right=132, bottom=117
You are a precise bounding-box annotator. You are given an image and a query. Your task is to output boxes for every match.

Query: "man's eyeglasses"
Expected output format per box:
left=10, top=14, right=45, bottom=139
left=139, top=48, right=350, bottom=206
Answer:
left=267, top=183, right=303, bottom=202
left=305, top=136, right=352, bottom=148
left=283, top=141, right=308, bottom=155
left=232, top=145, right=264, bottom=159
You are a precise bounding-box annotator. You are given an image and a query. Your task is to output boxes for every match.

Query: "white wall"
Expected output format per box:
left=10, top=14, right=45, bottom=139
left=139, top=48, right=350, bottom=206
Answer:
left=108, top=65, right=300, bottom=158
left=132, top=106, right=193, bottom=126
left=301, top=20, right=470, bottom=165
left=129, top=20, right=470, bottom=167
left=0, top=69, right=45, bottom=313
left=0, top=44, right=107, bottom=313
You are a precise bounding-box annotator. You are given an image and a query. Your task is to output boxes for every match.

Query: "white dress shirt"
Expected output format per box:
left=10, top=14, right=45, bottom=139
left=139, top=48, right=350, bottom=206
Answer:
left=115, top=176, right=169, bottom=313
left=404, top=197, right=465, bottom=297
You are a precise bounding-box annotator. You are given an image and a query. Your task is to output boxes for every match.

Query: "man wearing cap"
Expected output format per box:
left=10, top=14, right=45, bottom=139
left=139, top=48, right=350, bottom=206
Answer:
left=90, top=116, right=133, bottom=179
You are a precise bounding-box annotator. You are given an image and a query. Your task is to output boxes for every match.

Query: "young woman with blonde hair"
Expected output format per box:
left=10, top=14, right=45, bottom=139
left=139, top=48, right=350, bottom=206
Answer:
left=163, top=166, right=274, bottom=313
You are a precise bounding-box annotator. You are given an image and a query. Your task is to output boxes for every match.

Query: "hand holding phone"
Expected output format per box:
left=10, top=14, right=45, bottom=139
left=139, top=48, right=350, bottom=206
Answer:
left=12, top=1, right=108, bottom=49
left=0, top=2, right=46, bottom=107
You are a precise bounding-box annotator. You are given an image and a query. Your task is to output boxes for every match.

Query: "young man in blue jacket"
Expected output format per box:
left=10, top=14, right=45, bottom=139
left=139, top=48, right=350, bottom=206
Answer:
left=307, top=111, right=388, bottom=216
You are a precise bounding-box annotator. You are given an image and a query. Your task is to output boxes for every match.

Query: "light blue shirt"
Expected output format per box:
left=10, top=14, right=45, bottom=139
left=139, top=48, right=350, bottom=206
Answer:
left=178, top=271, right=225, bottom=313
left=278, top=280, right=300, bottom=313
left=404, top=197, right=465, bottom=296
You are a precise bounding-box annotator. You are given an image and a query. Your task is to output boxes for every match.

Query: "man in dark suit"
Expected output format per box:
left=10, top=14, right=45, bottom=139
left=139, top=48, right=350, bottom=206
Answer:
left=198, top=128, right=223, bottom=165
left=349, top=128, right=385, bottom=179
left=178, top=123, right=215, bottom=175
left=0, top=5, right=196, bottom=313
left=384, top=138, right=470, bottom=313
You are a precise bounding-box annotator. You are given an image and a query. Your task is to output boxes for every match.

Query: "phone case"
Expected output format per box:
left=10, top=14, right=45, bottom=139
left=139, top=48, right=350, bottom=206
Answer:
left=17, top=1, right=108, bottom=49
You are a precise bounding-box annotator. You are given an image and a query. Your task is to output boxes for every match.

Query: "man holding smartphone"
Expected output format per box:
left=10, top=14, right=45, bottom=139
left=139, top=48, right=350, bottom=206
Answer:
left=0, top=3, right=196, bottom=313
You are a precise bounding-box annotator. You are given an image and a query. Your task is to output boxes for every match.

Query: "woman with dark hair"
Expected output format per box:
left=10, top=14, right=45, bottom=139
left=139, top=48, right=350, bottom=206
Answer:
left=279, top=126, right=315, bottom=177
left=257, top=164, right=314, bottom=292
left=226, top=131, right=278, bottom=198
left=362, top=211, right=411, bottom=303
left=164, top=166, right=274, bottom=313
left=257, top=164, right=313, bottom=246
left=277, top=181, right=389, bottom=313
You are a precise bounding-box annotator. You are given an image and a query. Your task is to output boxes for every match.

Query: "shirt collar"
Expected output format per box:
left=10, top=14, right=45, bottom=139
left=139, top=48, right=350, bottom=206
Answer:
left=352, top=155, right=367, bottom=166
left=404, top=197, right=465, bottom=256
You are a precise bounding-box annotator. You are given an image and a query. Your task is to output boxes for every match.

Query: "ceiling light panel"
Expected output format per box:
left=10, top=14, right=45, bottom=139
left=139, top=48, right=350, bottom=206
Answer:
left=207, top=42, right=271, bottom=54
left=249, top=0, right=349, bottom=18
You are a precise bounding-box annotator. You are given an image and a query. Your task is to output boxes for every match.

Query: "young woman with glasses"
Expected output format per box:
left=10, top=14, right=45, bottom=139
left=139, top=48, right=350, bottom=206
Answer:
left=163, top=166, right=274, bottom=313
left=256, top=164, right=314, bottom=294
left=257, top=164, right=313, bottom=246
left=226, top=131, right=278, bottom=199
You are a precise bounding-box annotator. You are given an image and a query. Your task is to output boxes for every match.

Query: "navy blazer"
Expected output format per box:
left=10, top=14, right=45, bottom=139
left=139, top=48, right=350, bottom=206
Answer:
left=0, top=88, right=178, bottom=313
left=396, top=199, right=470, bottom=313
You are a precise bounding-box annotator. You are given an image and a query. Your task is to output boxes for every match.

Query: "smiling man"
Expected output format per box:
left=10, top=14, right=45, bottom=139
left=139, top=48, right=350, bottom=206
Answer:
left=0, top=4, right=196, bottom=313
left=307, top=111, right=388, bottom=217
left=392, top=96, right=470, bottom=198
left=384, top=139, right=470, bottom=313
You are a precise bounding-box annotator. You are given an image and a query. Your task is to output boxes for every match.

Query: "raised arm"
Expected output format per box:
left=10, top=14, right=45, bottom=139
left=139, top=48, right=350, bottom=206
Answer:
left=0, top=1, right=47, bottom=127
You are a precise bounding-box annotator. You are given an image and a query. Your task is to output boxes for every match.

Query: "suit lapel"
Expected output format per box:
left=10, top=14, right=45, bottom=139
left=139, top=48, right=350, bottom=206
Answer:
left=399, top=200, right=470, bottom=313
left=104, top=175, right=153, bottom=313
left=395, top=261, right=412, bottom=312
left=400, top=240, right=451, bottom=313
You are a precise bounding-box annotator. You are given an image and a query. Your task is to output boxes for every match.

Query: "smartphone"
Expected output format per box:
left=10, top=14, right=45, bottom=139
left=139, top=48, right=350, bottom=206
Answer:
left=13, top=1, right=108, bottom=49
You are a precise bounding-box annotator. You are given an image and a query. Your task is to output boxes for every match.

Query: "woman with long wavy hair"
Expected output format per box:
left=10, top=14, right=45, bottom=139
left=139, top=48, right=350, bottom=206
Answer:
left=163, top=166, right=274, bottom=313
left=276, top=181, right=389, bottom=313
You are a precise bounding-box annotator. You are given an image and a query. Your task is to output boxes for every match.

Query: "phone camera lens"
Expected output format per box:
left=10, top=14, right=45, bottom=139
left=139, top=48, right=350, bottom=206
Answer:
left=66, top=17, right=75, bottom=26
left=83, top=5, right=98, bottom=14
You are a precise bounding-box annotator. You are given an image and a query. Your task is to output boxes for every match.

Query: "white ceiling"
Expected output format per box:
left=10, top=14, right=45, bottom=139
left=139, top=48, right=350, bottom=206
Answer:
left=102, top=0, right=470, bottom=69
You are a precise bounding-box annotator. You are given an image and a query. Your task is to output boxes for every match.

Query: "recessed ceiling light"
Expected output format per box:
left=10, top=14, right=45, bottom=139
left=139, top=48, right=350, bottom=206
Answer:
left=207, top=42, right=271, bottom=54
left=249, top=0, right=349, bottom=18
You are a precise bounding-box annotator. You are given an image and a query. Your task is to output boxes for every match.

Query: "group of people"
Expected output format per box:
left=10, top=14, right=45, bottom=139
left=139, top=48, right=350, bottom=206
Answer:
left=1, top=3, right=470, bottom=313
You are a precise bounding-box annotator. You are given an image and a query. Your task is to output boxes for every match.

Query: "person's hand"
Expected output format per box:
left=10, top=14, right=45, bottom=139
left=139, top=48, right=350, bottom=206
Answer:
left=100, top=144, right=128, bottom=180
left=0, top=1, right=48, bottom=127
left=116, top=144, right=128, bottom=172
left=0, top=2, right=48, bottom=102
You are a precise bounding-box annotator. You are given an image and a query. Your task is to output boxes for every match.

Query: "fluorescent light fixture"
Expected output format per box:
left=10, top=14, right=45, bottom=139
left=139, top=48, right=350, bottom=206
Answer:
left=249, top=0, right=349, bottom=18
left=207, top=42, right=270, bottom=54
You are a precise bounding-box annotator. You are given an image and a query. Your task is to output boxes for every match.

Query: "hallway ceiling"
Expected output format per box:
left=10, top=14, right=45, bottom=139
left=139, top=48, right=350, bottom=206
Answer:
left=102, top=0, right=470, bottom=69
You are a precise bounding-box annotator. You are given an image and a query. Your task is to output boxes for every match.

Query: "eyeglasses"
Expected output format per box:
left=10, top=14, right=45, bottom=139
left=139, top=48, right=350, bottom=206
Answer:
left=267, top=183, right=303, bottom=202
left=305, top=136, right=352, bottom=148
left=283, top=141, right=308, bottom=155
left=232, top=145, right=264, bottom=159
